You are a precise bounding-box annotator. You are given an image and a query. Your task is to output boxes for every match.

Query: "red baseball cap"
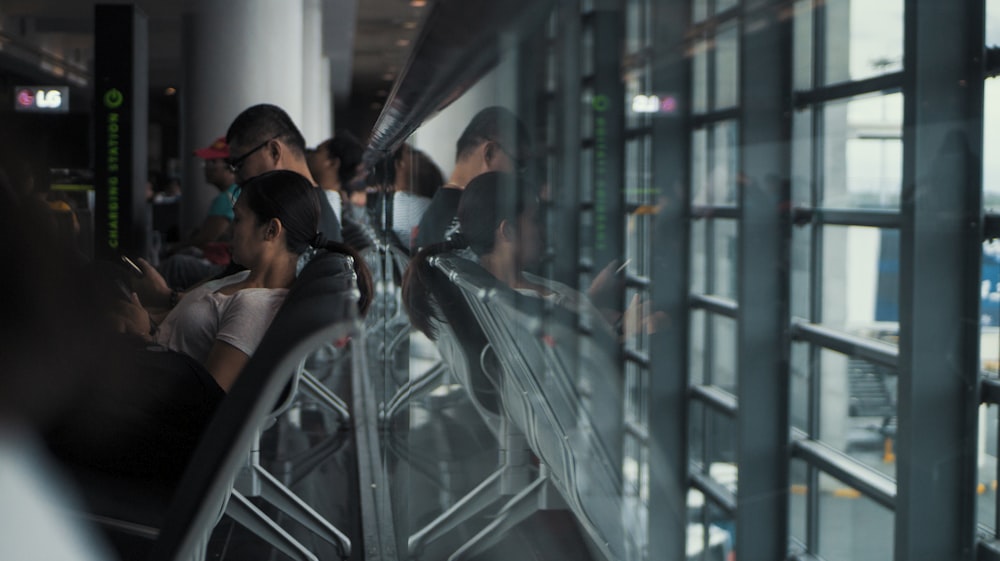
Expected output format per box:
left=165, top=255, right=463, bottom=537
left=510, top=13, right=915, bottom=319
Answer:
left=193, top=136, right=229, bottom=160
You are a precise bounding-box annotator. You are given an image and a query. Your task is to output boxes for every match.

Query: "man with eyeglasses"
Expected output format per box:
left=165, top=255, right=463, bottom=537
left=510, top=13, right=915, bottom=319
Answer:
left=129, top=104, right=348, bottom=311
left=412, top=105, right=533, bottom=251
left=225, top=103, right=343, bottom=244
left=157, top=136, right=239, bottom=289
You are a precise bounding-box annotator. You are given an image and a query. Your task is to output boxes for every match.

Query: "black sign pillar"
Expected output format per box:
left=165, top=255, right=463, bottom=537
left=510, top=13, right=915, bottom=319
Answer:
left=93, top=4, right=148, bottom=260
left=591, top=0, right=625, bottom=299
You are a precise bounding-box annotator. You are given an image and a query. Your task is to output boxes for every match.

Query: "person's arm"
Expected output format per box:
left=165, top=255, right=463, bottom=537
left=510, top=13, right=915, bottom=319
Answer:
left=203, top=339, right=250, bottom=391
left=111, top=292, right=154, bottom=340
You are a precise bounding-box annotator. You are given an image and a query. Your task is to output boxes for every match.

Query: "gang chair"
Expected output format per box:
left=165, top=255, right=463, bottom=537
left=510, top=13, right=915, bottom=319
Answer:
left=429, top=253, right=629, bottom=561
left=64, top=249, right=363, bottom=561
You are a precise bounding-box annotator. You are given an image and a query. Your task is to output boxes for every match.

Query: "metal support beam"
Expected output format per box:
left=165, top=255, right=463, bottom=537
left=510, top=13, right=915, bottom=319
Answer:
left=647, top=0, right=692, bottom=557
left=736, top=0, right=792, bottom=559
left=789, top=438, right=896, bottom=511
left=895, top=1, right=985, bottom=559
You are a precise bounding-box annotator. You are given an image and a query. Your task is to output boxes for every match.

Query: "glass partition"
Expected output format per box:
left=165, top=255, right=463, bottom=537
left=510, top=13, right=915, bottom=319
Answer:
left=358, top=0, right=993, bottom=558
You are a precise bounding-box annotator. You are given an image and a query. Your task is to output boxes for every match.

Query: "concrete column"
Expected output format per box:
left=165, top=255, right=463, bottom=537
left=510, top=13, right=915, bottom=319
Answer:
left=180, top=0, right=305, bottom=235
left=301, top=0, right=325, bottom=146
left=319, top=56, right=333, bottom=139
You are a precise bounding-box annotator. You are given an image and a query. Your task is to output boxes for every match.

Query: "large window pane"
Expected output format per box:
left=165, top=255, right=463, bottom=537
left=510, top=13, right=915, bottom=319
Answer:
left=692, top=39, right=709, bottom=114
left=691, top=309, right=707, bottom=386
left=716, top=0, right=738, bottom=14
left=791, top=107, right=814, bottom=207
left=692, top=0, right=709, bottom=23
left=691, top=411, right=737, bottom=479
left=692, top=217, right=708, bottom=294
left=977, top=404, right=998, bottom=533
left=817, top=479, right=894, bottom=561
left=790, top=341, right=812, bottom=434
left=985, top=240, right=1000, bottom=373
left=790, top=224, right=812, bottom=319
left=712, top=120, right=739, bottom=206
left=823, top=0, right=904, bottom=85
left=692, top=128, right=709, bottom=204
left=712, top=218, right=738, bottom=300
left=714, top=21, right=739, bottom=110
left=818, top=348, right=897, bottom=473
left=821, top=226, right=898, bottom=328
left=985, top=78, right=1000, bottom=210
left=793, top=0, right=814, bottom=90
left=821, top=93, right=903, bottom=209
left=789, top=460, right=809, bottom=547
left=686, top=492, right=735, bottom=561
left=709, top=315, right=737, bottom=392
left=990, top=0, right=1000, bottom=45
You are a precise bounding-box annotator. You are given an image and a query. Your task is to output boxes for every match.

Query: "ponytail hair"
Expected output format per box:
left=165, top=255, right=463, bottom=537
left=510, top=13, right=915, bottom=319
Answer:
left=401, top=234, right=470, bottom=340
left=239, top=170, right=373, bottom=317
left=309, top=233, right=374, bottom=317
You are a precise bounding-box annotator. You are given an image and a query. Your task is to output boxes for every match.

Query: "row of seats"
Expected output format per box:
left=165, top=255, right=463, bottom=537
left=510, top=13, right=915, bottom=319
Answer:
left=69, top=249, right=366, bottom=561
left=382, top=248, right=635, bottom=560
left=69, top=233, right=636, bottom=560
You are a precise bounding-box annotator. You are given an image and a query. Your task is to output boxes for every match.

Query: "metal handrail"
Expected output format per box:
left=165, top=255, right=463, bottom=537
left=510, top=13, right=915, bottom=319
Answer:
left=790, top=319, right=899, bottom=369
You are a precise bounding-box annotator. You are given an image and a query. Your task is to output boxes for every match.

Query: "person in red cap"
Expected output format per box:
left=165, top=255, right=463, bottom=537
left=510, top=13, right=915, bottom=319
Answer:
left=159, top=137, right=239, bottom=288
left=188, top=136, right=239, bottom=250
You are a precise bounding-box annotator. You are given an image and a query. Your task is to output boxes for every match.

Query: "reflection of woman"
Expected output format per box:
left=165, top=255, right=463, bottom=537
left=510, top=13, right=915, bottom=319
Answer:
left=116, top=169, right=371, bottom=391
left=392, top=145, right=443, bottom=251
left=403, top=171, right=609, bottom=340
left=403, top=171, right=659, bottom=341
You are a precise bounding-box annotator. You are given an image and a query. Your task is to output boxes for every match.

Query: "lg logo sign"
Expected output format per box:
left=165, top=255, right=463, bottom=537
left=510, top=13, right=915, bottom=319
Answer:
left=14, top=86, right=69, bottom=113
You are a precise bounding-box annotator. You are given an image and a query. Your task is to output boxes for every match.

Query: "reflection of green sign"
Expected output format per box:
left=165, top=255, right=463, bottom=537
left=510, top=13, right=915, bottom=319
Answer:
left=103, top=88, right=124, bottom=108
left=593, top=94, right=610, bottom=112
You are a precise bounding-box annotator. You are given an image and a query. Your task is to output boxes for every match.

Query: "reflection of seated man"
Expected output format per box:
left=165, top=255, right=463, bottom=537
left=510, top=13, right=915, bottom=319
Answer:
left=404, top=172, right=608, bottom=338
left=404, top=172, right=661, bottom=343
left=412, top=106, right=531, bottom=251
left=159, top=137, right=239, bottom=289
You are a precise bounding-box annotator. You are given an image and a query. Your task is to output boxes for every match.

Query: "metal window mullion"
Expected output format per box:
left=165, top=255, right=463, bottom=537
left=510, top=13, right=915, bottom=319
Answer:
left=805, top=0, right=827, bottom=543
left=895, top=0, right=985, bottom=559
left=736, top=1, right=792, bottom=560
left=790, top=438, right=896, bottom=511
left=806, top=102, right=826, bottom=554
left=701, top=13, right=720, bottom=560
left=551, top=0, right=583, bottom=288
left=793, top=72, right=904, bottom=108
left=646, top=0, right=692, bottom=558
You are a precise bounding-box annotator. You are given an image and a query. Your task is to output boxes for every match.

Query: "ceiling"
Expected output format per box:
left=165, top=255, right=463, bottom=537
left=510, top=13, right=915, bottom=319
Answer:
left=0, top=0, right=424, bottom=129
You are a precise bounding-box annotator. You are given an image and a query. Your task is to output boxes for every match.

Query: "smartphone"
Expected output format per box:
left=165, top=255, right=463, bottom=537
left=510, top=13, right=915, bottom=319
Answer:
left=121, top=255, right=145, bottom=278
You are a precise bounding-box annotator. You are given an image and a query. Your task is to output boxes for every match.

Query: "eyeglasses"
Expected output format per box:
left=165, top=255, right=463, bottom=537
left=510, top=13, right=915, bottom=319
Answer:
left=227, top=135, right=280, bottom=174
left=491, top=140, right=530, bottom=174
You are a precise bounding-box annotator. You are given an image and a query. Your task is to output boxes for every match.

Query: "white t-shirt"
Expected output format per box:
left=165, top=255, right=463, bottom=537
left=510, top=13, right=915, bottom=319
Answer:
left=155, top=271, right=288, bottom=364
left=324, top=189, right=344, bottom=223
left=392, top=191, right=432, bottom=249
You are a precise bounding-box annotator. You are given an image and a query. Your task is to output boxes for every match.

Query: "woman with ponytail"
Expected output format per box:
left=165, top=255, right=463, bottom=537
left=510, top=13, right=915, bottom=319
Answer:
left=114, top=169, right=371, bottom=391
left=402, top=171, right=551, bottom=340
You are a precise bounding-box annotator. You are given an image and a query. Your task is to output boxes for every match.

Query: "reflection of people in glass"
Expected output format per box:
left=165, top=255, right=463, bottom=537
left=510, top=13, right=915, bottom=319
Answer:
left=404, top=171, right=662, bottom=340
left=392, top=145, right=444, bottom=251
left=412, top=106, right=532, bottom=250
left=404, top=172, right=609, bottom=338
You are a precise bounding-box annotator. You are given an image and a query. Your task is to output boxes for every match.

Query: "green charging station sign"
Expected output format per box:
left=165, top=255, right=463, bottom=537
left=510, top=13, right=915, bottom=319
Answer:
left=103, top=88, right=124, bottom=249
